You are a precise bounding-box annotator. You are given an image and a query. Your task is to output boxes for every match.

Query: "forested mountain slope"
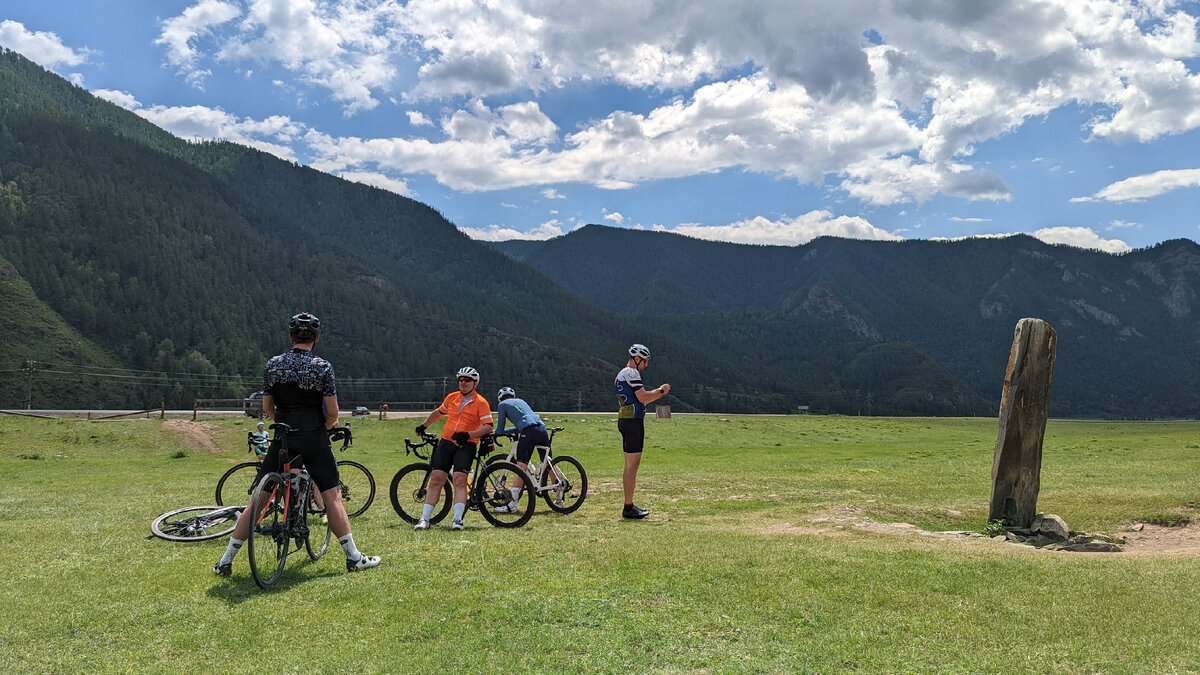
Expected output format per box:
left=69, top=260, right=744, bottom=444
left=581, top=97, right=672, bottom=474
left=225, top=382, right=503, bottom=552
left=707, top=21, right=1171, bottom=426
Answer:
left=3, top=47, right=1159, bottom=416
left=0, top=48, right=637, bottom=410
left=495, top=226, right=1200, bottom=417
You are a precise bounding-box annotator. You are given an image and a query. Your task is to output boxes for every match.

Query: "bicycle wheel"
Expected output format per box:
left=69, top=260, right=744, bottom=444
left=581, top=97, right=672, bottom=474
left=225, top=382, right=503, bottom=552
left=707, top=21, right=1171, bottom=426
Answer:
left=215, top=462, right=261, bottom=506
left=247, top=472, right=290, bottom=589
left=389, top=462, right=452, bottom=524
left=477, top=460, right=535, bottom=528
left=304, top=480, right=331, bottom=561
left=150, top=505, right=240, bottom=542
left=335, top=460, right=376, bottom=518
left=543, top=455, right=588, bottom=514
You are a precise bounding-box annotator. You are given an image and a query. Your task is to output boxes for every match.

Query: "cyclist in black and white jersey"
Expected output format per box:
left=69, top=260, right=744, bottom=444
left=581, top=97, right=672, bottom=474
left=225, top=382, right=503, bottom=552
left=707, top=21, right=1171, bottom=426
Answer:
left=214, top=312, right=380, bottom=576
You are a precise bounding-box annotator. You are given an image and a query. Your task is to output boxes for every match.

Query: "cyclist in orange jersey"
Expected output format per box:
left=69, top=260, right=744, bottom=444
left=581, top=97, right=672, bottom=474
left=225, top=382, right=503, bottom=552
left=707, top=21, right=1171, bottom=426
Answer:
left=413, top=366, right=494, bottom=530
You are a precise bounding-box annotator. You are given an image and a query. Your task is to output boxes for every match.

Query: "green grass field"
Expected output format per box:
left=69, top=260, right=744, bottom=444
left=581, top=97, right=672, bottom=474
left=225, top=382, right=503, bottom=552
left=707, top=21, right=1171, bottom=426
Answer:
left=1, top=414, right=1198, bottom=672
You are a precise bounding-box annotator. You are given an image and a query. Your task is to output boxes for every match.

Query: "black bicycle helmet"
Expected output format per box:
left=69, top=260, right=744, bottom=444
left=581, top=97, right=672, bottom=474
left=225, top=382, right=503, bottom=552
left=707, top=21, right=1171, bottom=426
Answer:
left=289, top=312, right=321, bottom=336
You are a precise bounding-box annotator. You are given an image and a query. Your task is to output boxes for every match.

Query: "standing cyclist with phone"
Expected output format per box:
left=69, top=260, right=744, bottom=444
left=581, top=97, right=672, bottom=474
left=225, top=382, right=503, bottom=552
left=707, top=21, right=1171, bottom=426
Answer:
left=614, top=343, right=669, bottom=519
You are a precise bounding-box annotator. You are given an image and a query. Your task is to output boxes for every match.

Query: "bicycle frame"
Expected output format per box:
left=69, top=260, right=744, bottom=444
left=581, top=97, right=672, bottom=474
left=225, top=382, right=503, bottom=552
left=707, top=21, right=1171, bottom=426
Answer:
left=494, top=427, right=565, bottom=494
left=402, top=433, right=486, bottom=510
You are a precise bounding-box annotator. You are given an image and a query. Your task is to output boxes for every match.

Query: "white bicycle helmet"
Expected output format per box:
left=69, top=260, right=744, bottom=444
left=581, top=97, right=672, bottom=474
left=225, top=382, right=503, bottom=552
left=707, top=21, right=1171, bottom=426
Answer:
left=497, top=386, right=516, bottom=401
left=456, top=366, right=480, bottom=381
left=628, top=343, right=651, bottom=360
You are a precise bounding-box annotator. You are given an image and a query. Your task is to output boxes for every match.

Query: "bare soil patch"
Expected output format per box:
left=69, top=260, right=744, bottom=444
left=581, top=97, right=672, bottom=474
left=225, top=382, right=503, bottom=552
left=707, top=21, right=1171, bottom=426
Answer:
left=762, top=504, right=1200, bottom=556
left=162, top=420, right=223, bottom=454
left=1119, top=522, right=1200, bottom=556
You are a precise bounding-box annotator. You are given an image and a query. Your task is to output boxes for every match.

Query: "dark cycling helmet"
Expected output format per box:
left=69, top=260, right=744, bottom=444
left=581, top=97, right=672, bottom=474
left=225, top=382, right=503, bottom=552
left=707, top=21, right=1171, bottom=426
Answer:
left=628, top=343, right=650, bottom=360
left=289, top=312, right=321, bottom=335
left=457, top=366, right=480, bottom=381
left=497, top=386, right=516, bottom=401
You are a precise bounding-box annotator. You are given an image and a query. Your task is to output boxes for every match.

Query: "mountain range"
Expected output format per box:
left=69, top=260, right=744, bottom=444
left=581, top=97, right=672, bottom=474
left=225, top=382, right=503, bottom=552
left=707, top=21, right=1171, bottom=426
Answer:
left=2, top=47, right=1197, bottom=417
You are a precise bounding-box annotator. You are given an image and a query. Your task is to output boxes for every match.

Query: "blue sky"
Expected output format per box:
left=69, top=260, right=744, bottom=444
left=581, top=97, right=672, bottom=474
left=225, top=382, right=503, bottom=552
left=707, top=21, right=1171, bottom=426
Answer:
left=4, top=1, right=1200, bottom=252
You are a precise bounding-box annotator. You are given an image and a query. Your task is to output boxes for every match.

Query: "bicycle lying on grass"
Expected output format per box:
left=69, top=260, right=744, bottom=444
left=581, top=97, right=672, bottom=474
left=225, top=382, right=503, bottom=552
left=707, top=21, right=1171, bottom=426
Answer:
left=151, top=504, right=242, bottom=542
left=214, top=422, right=375, bottom=517
left=486, top=426, right=587, bottom=514
left=149, top=422, right=350, bottom=564
left=389, top=432, right=535, bottom=528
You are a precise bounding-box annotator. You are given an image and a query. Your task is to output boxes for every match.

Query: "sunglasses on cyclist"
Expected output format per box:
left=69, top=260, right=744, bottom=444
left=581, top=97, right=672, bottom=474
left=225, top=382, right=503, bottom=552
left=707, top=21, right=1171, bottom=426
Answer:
left=458, top=377, right=474, bottom=383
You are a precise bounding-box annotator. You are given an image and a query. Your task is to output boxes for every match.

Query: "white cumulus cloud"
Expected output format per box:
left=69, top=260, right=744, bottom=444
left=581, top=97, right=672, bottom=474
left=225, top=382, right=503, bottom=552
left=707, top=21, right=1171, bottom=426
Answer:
left=0, top=20, right=90, bottom=68
left=1073, top=168, right=1200, bottom=202
left=1032, top=226, right=1130, bottom=253
left=663, top=211, right=901, bottom=247
left=156, top=0, right=241, bottom=88
left=459, top=219, right=565, bottom=241
left=147, top=0, right=1200, bottom=209
left=337, top=171, right=412, bottom=196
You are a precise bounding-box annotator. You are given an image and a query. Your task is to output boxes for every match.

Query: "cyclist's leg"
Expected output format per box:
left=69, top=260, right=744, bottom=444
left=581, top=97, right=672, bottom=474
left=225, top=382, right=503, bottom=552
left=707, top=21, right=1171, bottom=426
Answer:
left=449, top=443, right=474, bottom=524
left=617, top=418, right=645, bottom=505
left=229, top=440, right=281, bottom=541
left=427, top=440, right=456, bottom=505
left=512, top=431, right=538, bottom=490
left=302, top=436, right=378, bottom=569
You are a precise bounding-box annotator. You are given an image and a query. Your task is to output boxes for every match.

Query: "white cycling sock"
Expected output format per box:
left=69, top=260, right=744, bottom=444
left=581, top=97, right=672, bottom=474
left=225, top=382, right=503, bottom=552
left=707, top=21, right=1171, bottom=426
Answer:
left=219, top=537, right=244, bottom=565
left=510, top=487, right=521, bottom=502
left=421, top=503, right=434, bottom=521
left=453, top=502, right=466, bottom=522
left=339, top=533, right=361, bottom=560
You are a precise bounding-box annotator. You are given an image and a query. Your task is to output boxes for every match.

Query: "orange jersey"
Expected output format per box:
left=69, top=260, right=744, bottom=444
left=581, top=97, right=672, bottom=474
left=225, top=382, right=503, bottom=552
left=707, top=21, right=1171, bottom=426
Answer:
left=437, top=391, right=493, bottom=442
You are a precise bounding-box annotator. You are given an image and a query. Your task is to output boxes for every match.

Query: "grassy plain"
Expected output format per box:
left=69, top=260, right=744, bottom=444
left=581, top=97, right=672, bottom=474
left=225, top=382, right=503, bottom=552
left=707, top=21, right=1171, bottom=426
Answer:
left=0, top=413, right=1198, bottom=672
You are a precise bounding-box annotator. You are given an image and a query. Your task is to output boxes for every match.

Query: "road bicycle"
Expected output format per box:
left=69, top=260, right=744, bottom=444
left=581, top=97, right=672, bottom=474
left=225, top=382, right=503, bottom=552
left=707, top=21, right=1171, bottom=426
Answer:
left=245, top=423, right=351, bottom=589
left=151, top=504, right=242, bottom=542
left=388, top=432, right=535, bottom=528
left=486, top=426, right=587, bottom=514
left=214, top=422, right=375, bottom=517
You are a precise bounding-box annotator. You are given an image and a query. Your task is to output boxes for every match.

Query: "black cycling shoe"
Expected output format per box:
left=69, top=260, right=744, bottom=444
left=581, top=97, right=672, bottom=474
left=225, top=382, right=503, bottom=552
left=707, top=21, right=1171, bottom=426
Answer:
left=213, top=561, right=232, bottom=577
left=622, top=504, right=649, bottom=519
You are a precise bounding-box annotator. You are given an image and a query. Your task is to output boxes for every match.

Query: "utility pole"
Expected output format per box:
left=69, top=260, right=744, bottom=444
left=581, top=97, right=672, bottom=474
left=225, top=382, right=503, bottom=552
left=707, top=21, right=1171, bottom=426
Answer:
left=577, top=391, right=582, bottom=413
left=24, top=359, right=34, bottom=410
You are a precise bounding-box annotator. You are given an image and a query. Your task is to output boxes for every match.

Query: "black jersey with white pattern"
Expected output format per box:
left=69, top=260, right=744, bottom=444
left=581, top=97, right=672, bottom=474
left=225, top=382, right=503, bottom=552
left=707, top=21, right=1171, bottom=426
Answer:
left=263, top=348, right=336, bottom=431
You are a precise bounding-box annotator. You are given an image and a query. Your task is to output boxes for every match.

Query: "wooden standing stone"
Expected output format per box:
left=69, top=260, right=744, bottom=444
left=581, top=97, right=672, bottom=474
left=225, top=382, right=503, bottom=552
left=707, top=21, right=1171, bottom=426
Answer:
left=989, top=318, right=1057, bottom=528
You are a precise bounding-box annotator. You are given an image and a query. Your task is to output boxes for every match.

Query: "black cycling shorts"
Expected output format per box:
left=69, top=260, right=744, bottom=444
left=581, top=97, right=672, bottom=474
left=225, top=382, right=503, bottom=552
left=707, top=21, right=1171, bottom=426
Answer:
left=431, top=438, right=475, bottom=474
left=514, top=424, right=551, bottom=464
left=617, top=418, right=645, bottom=454
left=256, top=430, right=340, bottom=494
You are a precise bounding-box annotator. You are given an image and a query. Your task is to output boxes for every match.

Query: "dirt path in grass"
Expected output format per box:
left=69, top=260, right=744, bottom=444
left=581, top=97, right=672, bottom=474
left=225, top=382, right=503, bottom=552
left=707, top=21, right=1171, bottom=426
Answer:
left=162, top=420, right=223, bottom=454
left=765, top=505, right=1200, bottom=556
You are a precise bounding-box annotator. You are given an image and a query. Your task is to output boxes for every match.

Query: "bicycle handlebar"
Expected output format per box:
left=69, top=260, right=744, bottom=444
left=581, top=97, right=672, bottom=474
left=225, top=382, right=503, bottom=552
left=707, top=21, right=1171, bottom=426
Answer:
left=328, top=423, right=352, bottom=451
left=403, top=432, right=439, bottom=460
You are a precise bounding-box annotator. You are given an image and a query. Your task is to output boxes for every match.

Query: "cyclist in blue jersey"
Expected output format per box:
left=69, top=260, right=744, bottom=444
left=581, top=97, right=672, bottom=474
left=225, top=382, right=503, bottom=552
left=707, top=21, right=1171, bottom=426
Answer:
left=614, top=343, right=670, bottom=519
left=491, top=386, right=551, bottom=513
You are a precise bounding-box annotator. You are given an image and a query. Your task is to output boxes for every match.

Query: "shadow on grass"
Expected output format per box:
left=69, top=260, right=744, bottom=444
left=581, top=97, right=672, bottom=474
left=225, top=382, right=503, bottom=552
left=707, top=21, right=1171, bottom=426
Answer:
left=205, top=555, right=344, bottom=604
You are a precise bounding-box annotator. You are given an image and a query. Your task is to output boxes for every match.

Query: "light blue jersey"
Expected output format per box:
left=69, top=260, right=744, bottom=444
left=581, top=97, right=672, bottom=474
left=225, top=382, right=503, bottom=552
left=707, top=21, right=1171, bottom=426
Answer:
left=495, top=397, right=544, bottom=435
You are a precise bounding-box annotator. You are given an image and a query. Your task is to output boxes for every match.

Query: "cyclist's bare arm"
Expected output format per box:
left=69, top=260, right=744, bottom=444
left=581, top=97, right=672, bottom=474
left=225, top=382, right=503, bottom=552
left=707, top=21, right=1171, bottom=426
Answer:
left=263, top=394, right=277, bottom=419
left=420, top=409, right=446, bottom=428
left=324, top=394, right=339, bottom=430
left=635, top=383, right=670, bottom=404
left=469, top=423, right=494, bottom=440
